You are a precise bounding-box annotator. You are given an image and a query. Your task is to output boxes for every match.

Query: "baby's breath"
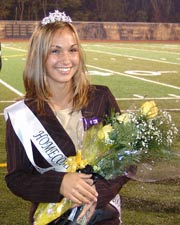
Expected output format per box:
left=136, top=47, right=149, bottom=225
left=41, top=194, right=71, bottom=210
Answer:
left=93, top=101, right=178, bottom=179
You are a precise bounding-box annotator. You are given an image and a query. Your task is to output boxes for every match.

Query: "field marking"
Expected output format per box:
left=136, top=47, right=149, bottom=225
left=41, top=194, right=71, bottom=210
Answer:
left=1, top=73, right=179, bottom=108
left=0, top=97, right=179, bottom=103
left=125, top=70, right=178, bottom=76
left=133, top=94, right=144, bottom=98
left=87, top=64, right=180, bottom=90
left=168, top=94, right=180, bottom=97
left=3, top=54, right=26, bottom=58
left=2, top=45, right=27, bottom=52
left=0, top=79, right=24, bottom=96
left=0, top=100, right=16, bottom=103
left=89, top=70, right=112, bottom=76
left=92, top=44, right=180, bottom=55
left=86, top=49, right=180, bottom=65
left=116, top=97, right=180, bottom=100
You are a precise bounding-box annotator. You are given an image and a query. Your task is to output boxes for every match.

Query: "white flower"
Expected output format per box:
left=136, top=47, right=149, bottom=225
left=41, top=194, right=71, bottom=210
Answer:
left=116, top=113, right=133, bottom=124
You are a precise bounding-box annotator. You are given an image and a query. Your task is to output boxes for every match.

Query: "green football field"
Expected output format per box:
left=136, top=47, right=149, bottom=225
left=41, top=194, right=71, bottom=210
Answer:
left=1, top=41, right=180, bottom=108
left=0, top=41, right=180, bottom=225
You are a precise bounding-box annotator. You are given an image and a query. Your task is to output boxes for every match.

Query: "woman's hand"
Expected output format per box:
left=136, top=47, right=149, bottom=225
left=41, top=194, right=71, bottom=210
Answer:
left=77, top=185, right=97, bottom=224
left=77, top=201, right=97, bottom=224
left=60, top=172, right=98, bottom=205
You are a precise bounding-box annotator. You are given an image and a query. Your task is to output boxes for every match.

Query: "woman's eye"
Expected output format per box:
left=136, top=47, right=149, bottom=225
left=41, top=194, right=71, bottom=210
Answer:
left=51, top=48, right=60, bottom=54
left=50, top=48, right=61, bottom=54
left=70, top=48, right=78, bottom=53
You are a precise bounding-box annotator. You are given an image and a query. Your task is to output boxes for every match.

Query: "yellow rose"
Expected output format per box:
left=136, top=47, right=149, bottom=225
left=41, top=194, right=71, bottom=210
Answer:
left=116, top=113, right=132, bottom=123
left=66, top=151, right=88, bottom=172
left=141, top=101, right=158, bottom=119
left=97, top=124, right=113, bottom=140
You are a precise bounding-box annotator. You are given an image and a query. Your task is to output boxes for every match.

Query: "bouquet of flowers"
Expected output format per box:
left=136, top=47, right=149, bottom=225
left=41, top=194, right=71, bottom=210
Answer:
left=34, top=101, right=178, bottom=225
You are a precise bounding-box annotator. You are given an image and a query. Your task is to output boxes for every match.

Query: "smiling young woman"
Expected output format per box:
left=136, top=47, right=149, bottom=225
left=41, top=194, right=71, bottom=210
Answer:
left=4, top=10, right=131, bottom=225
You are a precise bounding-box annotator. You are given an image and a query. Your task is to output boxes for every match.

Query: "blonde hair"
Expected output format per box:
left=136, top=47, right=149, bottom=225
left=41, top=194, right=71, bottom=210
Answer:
left=23, top=22, right=90, bottom=113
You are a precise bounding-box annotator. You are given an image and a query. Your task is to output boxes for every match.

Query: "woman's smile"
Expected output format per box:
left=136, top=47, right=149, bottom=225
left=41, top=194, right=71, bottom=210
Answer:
left=56, top=67, right=72, bottom=74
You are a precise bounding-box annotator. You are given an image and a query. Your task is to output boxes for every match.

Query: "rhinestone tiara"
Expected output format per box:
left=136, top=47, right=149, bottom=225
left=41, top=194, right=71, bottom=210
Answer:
left=41, top=10, right=72, bottom=26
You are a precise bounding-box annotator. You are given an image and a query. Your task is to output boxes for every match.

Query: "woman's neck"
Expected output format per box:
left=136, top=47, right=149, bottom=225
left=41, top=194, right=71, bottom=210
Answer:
left=49, top=83, right=73, bottom=111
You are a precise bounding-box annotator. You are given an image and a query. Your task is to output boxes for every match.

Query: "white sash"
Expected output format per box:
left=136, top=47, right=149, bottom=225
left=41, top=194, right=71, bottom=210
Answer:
left=4, top=100, right=68, bottom=174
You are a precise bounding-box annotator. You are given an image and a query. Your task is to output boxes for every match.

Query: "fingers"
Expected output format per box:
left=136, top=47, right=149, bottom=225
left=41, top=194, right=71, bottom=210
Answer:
left=78, top=173, right=94, bottom=186
left=60, top=173, right=98, bottom=205
left=77, top=201, right=97, bottom=223
left=68, top=188, right=93, bottom=205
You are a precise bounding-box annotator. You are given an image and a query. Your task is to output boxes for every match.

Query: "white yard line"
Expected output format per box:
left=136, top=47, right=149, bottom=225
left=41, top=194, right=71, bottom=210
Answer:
left=87, top=64, right=180, bottom=90
left=116, top=97, right=180, bottom=100
left=86, top=49, right=180, bottom=65
left=168, top=94, right=180, bottom=97
left=90, top=43, right=180, bottom=55
left=93, top=45, right=180, bottom=55
left=0, top=100, right=16, bottom=103
left=133, top=94, right=144, bottom=99
left=2, top=46, right=27, bottom=52
left=120, top=109, right=180, bottom=112
left=0, top=79, right=24, bottom=96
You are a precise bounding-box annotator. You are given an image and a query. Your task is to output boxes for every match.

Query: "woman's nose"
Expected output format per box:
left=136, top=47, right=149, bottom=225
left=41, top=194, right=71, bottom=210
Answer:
left=60, top=51, right=70, bottom=64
